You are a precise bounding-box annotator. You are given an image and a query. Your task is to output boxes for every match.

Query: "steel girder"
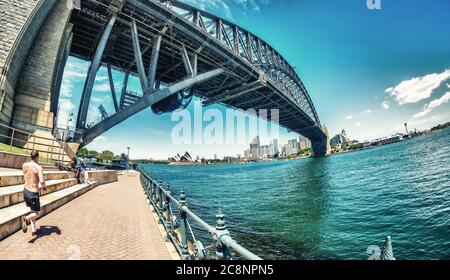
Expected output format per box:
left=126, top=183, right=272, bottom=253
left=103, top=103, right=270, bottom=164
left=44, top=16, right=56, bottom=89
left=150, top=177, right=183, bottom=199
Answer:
left=146, top=0, right=322, bottom=125
left=67, top=0, right=327, bottom=155
left=82, top=68, right=224, bottom=145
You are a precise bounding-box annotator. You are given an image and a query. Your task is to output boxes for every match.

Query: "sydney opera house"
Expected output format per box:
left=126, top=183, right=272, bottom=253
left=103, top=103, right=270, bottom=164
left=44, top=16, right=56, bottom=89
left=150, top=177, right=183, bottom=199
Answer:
left=171, top=152, right=194, bottom=163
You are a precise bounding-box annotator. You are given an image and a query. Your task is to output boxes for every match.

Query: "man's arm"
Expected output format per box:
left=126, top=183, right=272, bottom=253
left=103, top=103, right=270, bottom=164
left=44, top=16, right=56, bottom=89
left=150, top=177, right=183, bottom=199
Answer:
left=38, top=166, right=46, bottom=191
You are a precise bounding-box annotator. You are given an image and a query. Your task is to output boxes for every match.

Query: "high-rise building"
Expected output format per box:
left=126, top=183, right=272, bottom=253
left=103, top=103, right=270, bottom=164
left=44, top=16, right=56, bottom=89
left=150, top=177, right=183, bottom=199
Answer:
left=244, top=149, right=251, bottom=159
left=249, top=136, right=261, bottom=161
left=272, top=139, right=279, bottom=156
left=260, top=145, right=271, bottom=158
left=298, top=135, right=311, bottom=150
left=331, top=129, right=350, bottom=146
left=341, top=129, right=349, bottom=143
left=288, top=139, right=299, bottom=152
left=330, top=134, right=344, bottom=145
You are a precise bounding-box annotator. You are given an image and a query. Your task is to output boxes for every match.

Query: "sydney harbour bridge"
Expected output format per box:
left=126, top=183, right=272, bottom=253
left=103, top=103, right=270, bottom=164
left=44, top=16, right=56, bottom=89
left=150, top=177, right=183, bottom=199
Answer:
left=0, top=0, right=329, bottom=157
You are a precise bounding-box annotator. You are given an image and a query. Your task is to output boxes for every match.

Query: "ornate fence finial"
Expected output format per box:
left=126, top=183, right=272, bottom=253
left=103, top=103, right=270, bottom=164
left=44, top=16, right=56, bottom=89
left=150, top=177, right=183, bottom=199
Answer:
left=216, top=204, right=226, bottom=231
left=179, top=190, right=186, bottom=207
left=381, top=236, right=395, bottom=260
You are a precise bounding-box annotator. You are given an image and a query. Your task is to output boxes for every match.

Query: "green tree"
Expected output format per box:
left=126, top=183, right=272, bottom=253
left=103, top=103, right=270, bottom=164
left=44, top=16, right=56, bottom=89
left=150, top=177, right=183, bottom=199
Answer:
left=120, top=153, right=128, bottom=160
left=99, top=150, right=114, bottom=161
left=77, top=147, right=89, bottom=158
left=88, top=150, right=99, bottom=158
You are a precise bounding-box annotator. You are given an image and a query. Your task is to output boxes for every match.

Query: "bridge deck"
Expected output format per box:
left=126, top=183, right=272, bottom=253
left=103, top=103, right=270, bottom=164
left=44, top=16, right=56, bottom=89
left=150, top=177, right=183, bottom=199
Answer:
left=0, top=171, right=176, bottom=260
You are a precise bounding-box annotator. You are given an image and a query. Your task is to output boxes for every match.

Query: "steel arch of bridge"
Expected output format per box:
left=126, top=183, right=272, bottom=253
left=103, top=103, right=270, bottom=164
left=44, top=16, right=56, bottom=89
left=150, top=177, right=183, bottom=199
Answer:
left=68, top=0, right=327, bottom=155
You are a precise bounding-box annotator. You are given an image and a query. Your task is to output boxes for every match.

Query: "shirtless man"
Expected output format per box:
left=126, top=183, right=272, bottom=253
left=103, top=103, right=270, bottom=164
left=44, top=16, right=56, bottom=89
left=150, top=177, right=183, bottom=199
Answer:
left=21, top=151, right=46, bottom=235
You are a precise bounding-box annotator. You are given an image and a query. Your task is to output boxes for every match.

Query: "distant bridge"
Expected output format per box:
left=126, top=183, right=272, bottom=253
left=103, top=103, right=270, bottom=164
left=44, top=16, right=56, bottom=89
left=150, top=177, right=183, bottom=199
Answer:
left=0, top=0, right=329, bottom=157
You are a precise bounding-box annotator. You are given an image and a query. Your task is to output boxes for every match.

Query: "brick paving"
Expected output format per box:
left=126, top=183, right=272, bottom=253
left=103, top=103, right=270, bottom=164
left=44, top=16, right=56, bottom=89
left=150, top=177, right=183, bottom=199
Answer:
left=0, top=172, right=173, bottom=260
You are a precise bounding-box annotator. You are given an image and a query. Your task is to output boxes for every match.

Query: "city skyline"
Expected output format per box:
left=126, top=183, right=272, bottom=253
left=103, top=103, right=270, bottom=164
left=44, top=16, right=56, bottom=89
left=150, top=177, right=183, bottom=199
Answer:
left=57, top=0, right=450, bottom=159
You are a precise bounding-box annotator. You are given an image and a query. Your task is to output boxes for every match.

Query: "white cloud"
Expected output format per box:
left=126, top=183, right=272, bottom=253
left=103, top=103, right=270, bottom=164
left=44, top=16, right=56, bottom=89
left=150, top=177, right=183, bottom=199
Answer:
left=382, top=101, right=390, bottom=110
left=345, top=109, right=372, bottom=120
left=447, top=83, right=450, bottom=89
left=94, top=83, right=111, bottom=92
left=181, top=0, right=269, bottom=20
left=86, top=135, right=121, bottom=153
left=385, top=69, right=450, bottom=105
left=57, top=98, right=75, bottom=128
left=413, top=92, right=450, bottom=119
left=385, top=87, right=394, bottom=93
left=355, top=122, right=362, bottom=127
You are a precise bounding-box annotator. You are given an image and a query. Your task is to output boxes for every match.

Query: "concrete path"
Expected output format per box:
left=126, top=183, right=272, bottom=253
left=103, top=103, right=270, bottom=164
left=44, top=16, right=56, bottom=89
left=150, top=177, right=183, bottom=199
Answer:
left=0, top=171, right=175, bottom=260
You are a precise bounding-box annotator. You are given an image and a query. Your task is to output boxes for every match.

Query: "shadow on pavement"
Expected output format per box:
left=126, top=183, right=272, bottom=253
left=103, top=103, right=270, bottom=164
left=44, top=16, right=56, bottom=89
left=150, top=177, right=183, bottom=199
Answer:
left=28, top=225, right=62, bottom=243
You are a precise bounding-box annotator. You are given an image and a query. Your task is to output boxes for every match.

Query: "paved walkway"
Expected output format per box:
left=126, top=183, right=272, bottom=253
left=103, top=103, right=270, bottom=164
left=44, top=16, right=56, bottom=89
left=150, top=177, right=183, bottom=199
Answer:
left=0, top=172, right=175, bottom=260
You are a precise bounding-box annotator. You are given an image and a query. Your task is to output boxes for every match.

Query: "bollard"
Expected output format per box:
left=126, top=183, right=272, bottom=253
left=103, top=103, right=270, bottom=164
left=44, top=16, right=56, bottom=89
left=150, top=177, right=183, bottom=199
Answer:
left=215, top=205, right=232, bottom=260
left=165, top=183, right=172, bottom=242
left=179, top=190, right=190, bottom=260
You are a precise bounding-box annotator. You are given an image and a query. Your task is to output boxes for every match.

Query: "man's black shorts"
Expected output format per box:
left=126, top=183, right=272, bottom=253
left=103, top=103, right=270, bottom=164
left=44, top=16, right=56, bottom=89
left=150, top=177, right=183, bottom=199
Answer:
left=23, top=188, right=40, bottom=212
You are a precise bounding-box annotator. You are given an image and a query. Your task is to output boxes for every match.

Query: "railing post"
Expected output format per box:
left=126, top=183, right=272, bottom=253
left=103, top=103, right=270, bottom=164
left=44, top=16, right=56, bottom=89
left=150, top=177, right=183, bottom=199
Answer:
left=164, top=183, right=172, bottom=242
left=179, top=190, right=190, bottom=260
left=147, top=175, right=152, bottom=199
left=149, top=177, right=154, bottom=203
left=50, top=139, right=55, bottom=162
left=151, top=179, right=157, bottom=208
left=151, top=179, right=156, bottom=204
left=215, top=205, right=232, bottom=260
left=158, top=179, right=164, bottom=212
left=10, top=128, right=15, bottom=152
left=143, top=176, right=149, bottom=198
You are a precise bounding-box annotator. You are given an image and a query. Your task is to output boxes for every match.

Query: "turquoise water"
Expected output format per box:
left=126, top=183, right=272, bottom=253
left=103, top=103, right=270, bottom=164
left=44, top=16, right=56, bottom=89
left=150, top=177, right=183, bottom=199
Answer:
left=141, top=128, right=450, bottom=260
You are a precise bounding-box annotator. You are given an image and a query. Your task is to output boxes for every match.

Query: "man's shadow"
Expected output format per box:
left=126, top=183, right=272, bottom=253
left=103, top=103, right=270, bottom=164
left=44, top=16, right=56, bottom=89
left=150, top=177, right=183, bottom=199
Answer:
left=28, top=225, right=61, bottom=243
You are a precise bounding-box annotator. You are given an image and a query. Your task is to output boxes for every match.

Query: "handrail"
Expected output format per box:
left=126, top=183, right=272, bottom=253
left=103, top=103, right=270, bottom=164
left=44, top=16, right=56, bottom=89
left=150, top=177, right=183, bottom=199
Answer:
left=136, top=166, right=262, bottom=260
left=0, top=122, right=66, bottom=163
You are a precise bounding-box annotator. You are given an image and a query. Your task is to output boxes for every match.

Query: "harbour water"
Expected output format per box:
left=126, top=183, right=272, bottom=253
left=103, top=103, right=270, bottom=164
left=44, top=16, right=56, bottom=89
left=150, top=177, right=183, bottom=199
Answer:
left=142, top=128, right=450, bottom=260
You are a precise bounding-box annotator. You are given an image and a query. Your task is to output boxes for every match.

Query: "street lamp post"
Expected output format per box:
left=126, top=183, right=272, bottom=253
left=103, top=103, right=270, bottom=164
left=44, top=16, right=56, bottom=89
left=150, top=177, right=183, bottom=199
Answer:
left=127, top=147, right=130, bottom=172
left=61, top=113, right=73, bottom=163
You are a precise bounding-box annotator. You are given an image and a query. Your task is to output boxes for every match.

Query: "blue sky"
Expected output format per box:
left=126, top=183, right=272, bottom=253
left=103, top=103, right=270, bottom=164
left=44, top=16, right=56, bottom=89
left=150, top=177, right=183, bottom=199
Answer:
left=58, top=0, right=450, bottom=159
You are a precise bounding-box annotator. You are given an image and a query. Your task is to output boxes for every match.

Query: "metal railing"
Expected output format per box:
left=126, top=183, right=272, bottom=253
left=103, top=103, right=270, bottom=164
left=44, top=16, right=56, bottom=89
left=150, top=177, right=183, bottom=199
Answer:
left=0, top=122, right=66, bottom=163
left=137, top=166, right=262, bottom=260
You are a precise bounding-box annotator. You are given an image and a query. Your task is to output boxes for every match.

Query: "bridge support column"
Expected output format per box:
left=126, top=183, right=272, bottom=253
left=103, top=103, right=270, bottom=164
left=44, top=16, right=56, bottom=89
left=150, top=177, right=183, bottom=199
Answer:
left=10, top=0, right=72, bottom=133
left=311, top=125, right=331, bottom=157
left=297, top=124, right=331, bottom=158
left=0, top=0, right=60, bottom=138
left=0, top=0, right=73, bottom=161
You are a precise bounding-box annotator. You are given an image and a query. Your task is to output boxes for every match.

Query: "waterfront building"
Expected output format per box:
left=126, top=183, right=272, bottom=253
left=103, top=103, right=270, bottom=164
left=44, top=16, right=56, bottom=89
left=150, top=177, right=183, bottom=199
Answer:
left=244, top=149, right=251, bottom=160
left=331, top=134, right=345, bottom=146
left=250, top=136, right=261, bottom=161
left=331, top=129, right=349, bottom=146
left=370, top=133, right=405, bottom=146
left=288, top=139, right=299, bottom=152
left=224, top=156, right=239, bottom=164
left=341, top=129, right=349, bottom=143
left=272, top=139, right=279, bottom=156
left=260, top=145, right=271, bottom=159
left=299, top=136, right=311, bottom=150
left=172, top=152, right=193, bottom=162
left=282, top=144, right=295, bottom=157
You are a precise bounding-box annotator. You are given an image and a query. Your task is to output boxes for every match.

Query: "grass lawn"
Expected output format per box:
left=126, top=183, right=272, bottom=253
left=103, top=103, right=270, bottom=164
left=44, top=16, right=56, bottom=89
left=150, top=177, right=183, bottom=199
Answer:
left=0, top=143, right=52, bottom=163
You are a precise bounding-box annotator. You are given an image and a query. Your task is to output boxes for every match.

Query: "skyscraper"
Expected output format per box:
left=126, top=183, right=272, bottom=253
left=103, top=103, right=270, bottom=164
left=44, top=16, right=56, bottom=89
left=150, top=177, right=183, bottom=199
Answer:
left=249, top=136, right=261, bottom=161
left=299, top=135, right=311, bottom=150
left=288, top=139, right=299, bottom=152
left=272, top=139, right=279, bottom=156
